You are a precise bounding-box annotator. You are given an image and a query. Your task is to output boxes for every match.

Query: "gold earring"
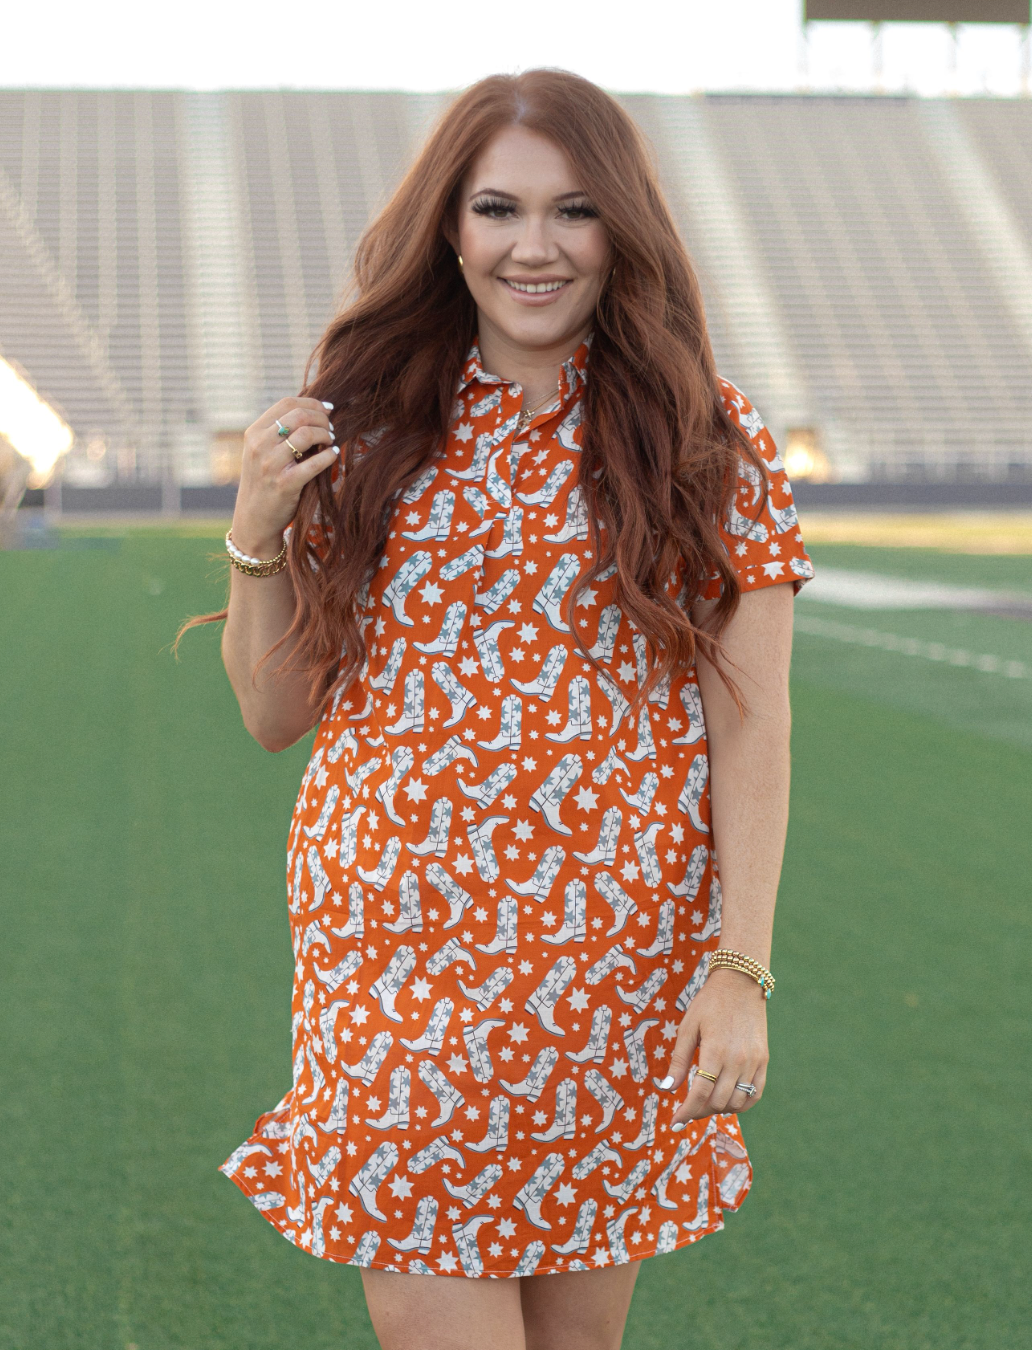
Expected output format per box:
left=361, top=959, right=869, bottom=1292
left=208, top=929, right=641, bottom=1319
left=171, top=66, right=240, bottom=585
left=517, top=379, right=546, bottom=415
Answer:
left=458, top=255, right=464, bottom=269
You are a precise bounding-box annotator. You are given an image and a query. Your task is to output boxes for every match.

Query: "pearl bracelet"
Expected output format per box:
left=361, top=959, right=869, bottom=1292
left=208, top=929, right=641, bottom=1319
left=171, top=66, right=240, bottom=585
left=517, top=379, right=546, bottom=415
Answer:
left=225, top=529, right=288, bottom=577
left=710, top=948, right=775, bottom=999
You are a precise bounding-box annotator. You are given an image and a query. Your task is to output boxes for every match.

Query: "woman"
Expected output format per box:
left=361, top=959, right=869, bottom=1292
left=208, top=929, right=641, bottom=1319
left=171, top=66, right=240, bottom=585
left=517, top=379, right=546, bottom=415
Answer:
left=207, top=69, right=813, bottom=1350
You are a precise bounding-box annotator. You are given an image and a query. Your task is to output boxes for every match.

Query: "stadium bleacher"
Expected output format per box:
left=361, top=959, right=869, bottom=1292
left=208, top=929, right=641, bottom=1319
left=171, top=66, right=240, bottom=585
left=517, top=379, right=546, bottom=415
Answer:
left=1, top=88, right=1030, bottom=510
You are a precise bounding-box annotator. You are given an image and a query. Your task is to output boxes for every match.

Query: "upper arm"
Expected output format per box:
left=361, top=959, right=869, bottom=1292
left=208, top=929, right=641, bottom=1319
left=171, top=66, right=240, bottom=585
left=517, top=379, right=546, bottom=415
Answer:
left=692, top=583, right=794, bottom=735
left=688, top=379, right=813, bottom=731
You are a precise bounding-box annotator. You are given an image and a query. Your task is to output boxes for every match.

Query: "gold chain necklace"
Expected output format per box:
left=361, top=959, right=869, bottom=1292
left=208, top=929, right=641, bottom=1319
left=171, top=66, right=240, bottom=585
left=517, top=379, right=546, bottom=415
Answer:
left=515, top=388, right=557, bottom=437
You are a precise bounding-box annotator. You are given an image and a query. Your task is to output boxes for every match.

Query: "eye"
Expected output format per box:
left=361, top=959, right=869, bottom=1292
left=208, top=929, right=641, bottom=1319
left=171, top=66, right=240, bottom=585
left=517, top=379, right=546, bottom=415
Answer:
left=471, top=196, right=516, bottom=219
left=559, top=202, right=599, bottom=220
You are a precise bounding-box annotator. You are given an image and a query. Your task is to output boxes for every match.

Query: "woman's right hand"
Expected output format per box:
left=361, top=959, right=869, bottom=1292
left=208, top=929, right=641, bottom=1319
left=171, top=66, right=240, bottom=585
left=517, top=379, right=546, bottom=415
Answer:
left=230, top=397, right=339, bottom=558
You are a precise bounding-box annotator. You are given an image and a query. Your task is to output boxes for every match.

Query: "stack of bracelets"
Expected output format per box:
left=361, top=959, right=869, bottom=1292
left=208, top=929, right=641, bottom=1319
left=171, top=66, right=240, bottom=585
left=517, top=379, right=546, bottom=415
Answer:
left=225, top=530, right=288, bottom=578
left=710, top=948, right=776, bottom=999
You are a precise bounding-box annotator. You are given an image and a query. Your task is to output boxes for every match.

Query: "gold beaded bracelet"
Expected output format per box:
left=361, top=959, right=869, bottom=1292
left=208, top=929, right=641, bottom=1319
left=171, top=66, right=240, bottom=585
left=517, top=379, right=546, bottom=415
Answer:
left=710, top=948, right=775, bottom=999
left=225, top=529, right=289, bottom=577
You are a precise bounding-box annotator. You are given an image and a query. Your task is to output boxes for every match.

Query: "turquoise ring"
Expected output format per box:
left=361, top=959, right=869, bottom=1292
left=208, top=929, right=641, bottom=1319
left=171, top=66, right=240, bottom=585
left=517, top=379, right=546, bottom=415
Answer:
left=275, top=419, right=290, bottom=438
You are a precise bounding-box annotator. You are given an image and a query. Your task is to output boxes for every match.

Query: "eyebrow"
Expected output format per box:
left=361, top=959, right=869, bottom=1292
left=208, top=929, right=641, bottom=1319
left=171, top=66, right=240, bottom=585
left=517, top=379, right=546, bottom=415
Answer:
left=468, top=187, right=590, bottom=202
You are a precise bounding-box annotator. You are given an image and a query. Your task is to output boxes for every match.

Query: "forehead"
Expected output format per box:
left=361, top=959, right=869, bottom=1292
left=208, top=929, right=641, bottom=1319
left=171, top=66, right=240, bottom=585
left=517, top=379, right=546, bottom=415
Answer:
left=462, top=124, right=581, bottom=198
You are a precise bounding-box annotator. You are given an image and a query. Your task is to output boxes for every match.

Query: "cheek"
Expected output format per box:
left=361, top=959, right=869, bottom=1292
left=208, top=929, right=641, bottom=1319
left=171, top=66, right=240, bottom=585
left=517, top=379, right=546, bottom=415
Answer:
left=458, top=217, right=506, bottom=270
left=572, top=226, right=610, bottom=286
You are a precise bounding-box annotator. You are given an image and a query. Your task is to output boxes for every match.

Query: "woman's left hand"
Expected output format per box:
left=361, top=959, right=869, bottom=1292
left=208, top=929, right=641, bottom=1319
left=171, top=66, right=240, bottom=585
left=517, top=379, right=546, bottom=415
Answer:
left=664, top=967, right=769, bottom=1125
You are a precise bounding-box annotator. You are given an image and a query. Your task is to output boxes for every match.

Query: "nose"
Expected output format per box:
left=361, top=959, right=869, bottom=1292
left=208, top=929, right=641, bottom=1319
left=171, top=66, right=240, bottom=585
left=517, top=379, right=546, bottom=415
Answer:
left=509, top=214, right=560, bottom=268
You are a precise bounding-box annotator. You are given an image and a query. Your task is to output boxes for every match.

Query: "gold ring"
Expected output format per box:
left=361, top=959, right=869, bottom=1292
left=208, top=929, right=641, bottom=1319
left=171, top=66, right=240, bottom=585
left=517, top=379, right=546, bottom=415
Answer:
left=695, top=1069, right=719, bottom=1083
left=285, top=437, right=304, bottom=462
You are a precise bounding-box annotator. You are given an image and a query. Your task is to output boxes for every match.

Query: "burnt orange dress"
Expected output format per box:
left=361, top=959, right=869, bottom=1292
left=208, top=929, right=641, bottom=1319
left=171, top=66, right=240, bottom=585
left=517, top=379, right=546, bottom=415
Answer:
left=222, top=341, right=814, bottom=1276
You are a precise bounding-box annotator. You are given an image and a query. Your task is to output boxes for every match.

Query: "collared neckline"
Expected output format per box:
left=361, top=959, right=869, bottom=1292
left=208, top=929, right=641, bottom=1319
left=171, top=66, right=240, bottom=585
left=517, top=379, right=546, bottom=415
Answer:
left=457, top=334, right=591, bottom=406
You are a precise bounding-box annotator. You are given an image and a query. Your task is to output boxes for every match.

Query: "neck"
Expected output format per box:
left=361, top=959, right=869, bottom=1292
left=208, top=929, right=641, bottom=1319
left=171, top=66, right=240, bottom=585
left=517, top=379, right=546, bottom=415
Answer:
left=476, top=317, right=589, bottom=409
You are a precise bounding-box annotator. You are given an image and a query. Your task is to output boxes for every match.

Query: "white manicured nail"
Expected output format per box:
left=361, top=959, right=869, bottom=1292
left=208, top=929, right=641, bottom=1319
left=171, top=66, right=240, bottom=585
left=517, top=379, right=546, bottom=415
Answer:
left=328, top=422, right=334, bottom=432
left=671, top=1121, right=686, bottom=1132
left=333, top=445, right=340, bottom=455
left=322, top=401, right=334, bottom=410
left=659, top=1075, right=675, bottom=1091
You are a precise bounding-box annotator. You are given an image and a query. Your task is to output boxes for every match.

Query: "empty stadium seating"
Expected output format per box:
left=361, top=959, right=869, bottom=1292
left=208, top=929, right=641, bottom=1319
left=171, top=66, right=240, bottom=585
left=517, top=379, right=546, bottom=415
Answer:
left=1, top=89, right=1030, bottom=496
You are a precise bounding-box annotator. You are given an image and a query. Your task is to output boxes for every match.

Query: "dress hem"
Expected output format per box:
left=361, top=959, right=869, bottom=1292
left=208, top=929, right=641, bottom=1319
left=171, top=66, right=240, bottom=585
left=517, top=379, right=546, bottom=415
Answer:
left=221, top=1154, right=747, bottom=1278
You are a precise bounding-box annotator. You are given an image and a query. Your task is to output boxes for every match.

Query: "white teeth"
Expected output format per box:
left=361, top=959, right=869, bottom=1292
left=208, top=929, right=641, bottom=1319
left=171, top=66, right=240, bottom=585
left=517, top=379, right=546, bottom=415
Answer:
left=507, top=280, right=566, bottom=294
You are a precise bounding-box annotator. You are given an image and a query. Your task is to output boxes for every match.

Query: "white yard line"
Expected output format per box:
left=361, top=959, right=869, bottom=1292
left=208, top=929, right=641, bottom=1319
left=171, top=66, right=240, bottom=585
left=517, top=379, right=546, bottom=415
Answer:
left=793, top=614, right=1030, bottom=681
left=798, top=568, right=1032, bottom=612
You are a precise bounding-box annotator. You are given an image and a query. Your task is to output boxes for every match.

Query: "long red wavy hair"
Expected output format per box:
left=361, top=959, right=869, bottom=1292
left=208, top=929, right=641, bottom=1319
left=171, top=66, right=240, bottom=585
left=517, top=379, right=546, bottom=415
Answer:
left=183, top=70, right=767, bottom=720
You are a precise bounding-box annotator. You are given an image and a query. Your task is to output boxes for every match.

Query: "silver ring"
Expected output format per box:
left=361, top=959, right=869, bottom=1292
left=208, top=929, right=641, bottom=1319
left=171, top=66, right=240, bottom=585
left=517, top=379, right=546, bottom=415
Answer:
left=275, top=419, right=291, bottom=437
left=735, top=1081, right=757, bottom=1098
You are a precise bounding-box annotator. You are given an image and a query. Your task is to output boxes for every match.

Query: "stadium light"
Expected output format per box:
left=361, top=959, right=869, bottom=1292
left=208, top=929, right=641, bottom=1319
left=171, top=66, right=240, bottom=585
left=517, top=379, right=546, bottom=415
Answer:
left=0, top=356, right=73, bottom=487
left=783, top=428, right=832, bottom=482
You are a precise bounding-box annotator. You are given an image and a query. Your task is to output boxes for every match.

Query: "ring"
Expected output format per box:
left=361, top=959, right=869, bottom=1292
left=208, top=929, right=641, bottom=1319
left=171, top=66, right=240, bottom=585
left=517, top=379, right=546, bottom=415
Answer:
left=695, top=1069, right=719, bottom=1084
left=275, top=420, right=291, bottom=437
left=735, top=1081, right=757, bottom=1097
left=284, top=437, right=304, bottom=462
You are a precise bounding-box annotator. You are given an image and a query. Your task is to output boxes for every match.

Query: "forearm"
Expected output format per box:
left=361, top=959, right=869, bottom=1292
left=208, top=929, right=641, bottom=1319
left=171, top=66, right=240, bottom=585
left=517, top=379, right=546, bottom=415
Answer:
left=221, top=533, right=324, bottom=752
left=706, top=699, right=791, bottom=968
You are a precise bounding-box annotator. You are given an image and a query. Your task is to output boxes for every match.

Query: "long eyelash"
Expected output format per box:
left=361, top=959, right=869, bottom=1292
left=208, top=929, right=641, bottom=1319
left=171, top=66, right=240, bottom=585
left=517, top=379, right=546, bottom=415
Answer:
left=471, top=196, right=513, bottom=215
left=561, top=202, right=599, bottom=218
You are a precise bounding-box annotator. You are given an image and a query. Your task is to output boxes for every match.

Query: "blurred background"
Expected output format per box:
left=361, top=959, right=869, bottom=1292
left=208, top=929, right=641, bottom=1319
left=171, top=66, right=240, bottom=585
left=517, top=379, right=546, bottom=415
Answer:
left=1, top=2, right=1029, bottom=1348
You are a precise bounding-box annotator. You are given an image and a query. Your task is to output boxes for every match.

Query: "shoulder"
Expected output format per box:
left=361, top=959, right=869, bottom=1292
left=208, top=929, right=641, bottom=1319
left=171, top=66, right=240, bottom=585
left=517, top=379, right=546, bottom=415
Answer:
left=717, top=377, right=781, bottom=468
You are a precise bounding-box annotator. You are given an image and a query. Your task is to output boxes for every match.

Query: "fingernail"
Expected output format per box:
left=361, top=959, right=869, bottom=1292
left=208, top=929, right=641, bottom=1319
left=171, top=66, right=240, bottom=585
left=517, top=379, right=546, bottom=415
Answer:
left=333, top=446, right=340, bottom=455
left=328, top=422, right=334, bottom=432
left=659, top=1075, right=675, bottom=1091
left=672, top=1121, right=686, bottom=1132
left=322, top=401, right=334, bottom=410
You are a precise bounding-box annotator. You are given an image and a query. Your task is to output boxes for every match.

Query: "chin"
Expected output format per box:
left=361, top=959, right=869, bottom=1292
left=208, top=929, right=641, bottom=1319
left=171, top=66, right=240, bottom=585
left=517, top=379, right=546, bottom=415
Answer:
left=492, top=309, right=590, bottom=351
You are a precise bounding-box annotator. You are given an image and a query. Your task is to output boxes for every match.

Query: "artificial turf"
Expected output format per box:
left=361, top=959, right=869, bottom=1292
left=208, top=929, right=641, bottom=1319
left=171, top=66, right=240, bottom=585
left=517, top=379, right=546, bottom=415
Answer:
left=0, top=533, right=1029, bottom=1349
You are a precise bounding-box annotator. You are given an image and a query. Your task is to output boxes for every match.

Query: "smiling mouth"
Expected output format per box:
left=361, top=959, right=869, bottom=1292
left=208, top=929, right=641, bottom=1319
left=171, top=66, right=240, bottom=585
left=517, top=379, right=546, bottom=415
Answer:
left=502, top=278, right=572, bottom=295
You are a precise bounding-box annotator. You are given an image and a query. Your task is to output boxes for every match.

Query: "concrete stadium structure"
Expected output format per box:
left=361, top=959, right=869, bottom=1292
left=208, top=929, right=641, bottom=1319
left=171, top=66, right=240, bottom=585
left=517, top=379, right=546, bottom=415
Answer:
left=1, top=88, right=1031, bottom=511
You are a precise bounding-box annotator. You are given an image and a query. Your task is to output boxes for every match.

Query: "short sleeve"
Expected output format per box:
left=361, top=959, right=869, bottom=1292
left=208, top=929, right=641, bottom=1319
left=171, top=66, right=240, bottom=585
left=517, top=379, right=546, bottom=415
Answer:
left=696, top=379, right=815, bottom=602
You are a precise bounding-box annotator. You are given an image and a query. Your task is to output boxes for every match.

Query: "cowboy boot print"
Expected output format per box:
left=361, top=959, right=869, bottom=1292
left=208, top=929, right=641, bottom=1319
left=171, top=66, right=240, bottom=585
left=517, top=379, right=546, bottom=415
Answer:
left=388, top=1195, right=439, bottom=1253
left=510, top=644, right=567, bottom=700
left=500, top=1046, right=559, bottom=1101
left=366, top=1065, right=411, bottom=1130
left=623, top=1018, right=659, bottom=1083
left=402, top=488, right=455, bottom=542
left=584, top=1069, right=624, bottom=1133
left=467, top=814, right=509, bottom=881
left=526, top=956, right=577, bottom=1035
left=348, top=1141, right=398, bottom=1222
left=413, top=601, right=467, bottom=657
left=545, top=675, right=593, bottom=743
left=466, top=1095, right=510, bottom=1153
left=477, top=693, right=522, bottom=751
left=383, top=871, right=423, bottom=934
left=432, top=662, right=477, bottom=727
left=400, top=998, right=453, bottom=1055
left=329, top=882, right=365, bottom=941
left=462, top=1017, right=505, bottom=1081
left=528, top=754, right=582, bottom=835
left=506, top=843, right=565, bottom=901
left=677, top=754, right=709, bottom=832
left=633, top=821, right=664, bottom=887
left=369, top=946, right=416, bottom=1022
left=406, top=796, right=452, bottom=857
left=565, top=1005, right=612, bottom=1065
left=417, top=1060, right=464, bottom=1127
left=458, top=967, right=513, bottom=1013
left=541, top=878, right=586, bottom=945
left=573, top=805, right=621, bottom=865
left=692, top=875, right=722, bottom=941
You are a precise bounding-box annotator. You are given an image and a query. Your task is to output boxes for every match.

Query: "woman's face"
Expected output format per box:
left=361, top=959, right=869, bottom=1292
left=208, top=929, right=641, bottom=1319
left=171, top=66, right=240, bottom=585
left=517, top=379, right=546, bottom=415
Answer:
left=451, top=124, right=611, bottom=357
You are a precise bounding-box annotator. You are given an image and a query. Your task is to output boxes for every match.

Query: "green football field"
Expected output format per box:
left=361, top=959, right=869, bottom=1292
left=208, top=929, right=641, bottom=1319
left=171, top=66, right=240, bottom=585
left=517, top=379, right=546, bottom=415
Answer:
left=1, top=529, right=1029, bottom=1350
